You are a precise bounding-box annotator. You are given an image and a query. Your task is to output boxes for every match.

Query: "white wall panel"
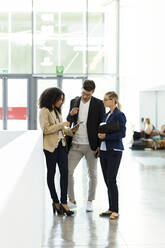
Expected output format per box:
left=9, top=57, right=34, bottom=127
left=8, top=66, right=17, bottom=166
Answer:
left=140, top=90, right=165, bottom=130
left=139, top=91, right=156, bottom=128
left=157, top=91, right=165, bottom=130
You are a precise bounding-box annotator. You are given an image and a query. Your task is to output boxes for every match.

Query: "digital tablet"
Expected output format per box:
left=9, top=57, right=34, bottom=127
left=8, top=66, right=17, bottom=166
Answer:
left=72, top=121, right=84, bottom=128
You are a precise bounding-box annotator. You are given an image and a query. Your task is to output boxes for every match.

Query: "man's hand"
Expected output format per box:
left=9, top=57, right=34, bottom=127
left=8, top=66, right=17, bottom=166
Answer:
left=95, top=147, right=100, bottom=158
left=71, top=124, right=79, bottom=133
left=98, top=133, right=106, bottom=139
left=70, top=107, right=79, bottom=116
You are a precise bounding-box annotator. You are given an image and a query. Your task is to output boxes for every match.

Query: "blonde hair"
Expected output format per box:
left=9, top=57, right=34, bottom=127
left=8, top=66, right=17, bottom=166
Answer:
left=105, top=91, right=121, bottom=110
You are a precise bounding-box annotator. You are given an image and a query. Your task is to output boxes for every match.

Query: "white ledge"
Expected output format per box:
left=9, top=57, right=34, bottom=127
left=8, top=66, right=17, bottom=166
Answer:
left=0, top=131, right=45, bottom=248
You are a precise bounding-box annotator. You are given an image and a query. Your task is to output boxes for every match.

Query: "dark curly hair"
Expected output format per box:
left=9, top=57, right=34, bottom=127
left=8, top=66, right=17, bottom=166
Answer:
left=39, top=87, right=65, bottom=114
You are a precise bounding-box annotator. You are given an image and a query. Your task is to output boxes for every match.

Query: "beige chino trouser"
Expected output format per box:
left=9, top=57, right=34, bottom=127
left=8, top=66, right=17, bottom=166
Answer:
left=68, top=143, right=97, bottom=201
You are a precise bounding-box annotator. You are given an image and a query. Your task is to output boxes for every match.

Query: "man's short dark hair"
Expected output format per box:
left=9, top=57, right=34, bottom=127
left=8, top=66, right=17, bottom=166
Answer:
left=83, top=80, right=95, bottom=92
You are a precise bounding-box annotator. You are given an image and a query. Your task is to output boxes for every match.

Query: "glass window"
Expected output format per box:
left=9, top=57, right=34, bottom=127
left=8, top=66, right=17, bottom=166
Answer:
left=0, top=12, right=8, bottom=33
left=34, top=12, right=58, bottom=73
left=61, top=13, right=83, bottom=35
left=34, top=38, right=58, bottom=74
left=0, top=0, right=32, bottom=74
left=60, top=39, right=84, bottom=74
left=1, top=0, right=32, bottom=12
left=35, top=12, right=58, bottom=33
left=0, top=39, right=8, bottom=71
left=60, top=13, right=85, bottom=73
left=10, top=34, right=32, bottom=73
left=8, top=79, right=27, bottom=130
left=88, top=1, right=117, bottom=74
left=34, top=11, right=85, bottom=74
left=0, top=0, right=117, bottom=75
left=11, top=13, right=31, bottom=33
left=10, top=12, right=32, bottom=73
left=0, top=79, right=2, bottom=129
left=87, top=12, right=104, bottom=74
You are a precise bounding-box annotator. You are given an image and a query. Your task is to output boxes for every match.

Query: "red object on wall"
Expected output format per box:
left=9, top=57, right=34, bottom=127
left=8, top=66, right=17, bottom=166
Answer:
left=0, top=107, right=27, bottom=120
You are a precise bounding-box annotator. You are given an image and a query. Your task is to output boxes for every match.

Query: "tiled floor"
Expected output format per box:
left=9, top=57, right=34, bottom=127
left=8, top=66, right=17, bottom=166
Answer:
left=42, top=148, right=165, bottom=248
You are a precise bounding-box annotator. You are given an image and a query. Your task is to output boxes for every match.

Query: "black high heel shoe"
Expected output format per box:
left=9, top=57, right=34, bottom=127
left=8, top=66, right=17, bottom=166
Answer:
left=52, top=203, right=63, bottom=215
left=60, top=204, right=74, bottom=216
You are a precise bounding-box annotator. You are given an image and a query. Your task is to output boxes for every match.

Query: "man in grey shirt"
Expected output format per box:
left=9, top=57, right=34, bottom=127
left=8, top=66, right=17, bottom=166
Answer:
left=67, top=80, right=105, bottom=211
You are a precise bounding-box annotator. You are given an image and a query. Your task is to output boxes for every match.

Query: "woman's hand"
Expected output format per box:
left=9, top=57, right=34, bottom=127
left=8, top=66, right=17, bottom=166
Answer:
left=98, top=133, right=106, bottom=139
left=63, top=121, right=70, bottom=127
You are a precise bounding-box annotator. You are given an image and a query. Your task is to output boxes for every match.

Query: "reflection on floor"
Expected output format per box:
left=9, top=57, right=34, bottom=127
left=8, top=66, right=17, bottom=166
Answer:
left=42, top=149, right=165, bottom=248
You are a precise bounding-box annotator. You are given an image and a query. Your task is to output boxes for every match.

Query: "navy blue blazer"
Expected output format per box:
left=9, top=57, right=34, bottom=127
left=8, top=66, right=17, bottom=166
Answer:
left=100, top=107, right=126, bottom=150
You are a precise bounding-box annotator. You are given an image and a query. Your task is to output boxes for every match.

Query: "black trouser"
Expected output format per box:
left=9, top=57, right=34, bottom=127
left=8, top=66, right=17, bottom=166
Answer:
left=44, top=141, right=68, bottom=204
left=100, top=150, right=122, bottom=213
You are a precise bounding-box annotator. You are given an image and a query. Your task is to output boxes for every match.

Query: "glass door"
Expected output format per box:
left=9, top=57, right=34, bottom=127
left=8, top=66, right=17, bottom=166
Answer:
left=0, top=77, right=29, bottom=130
left=37, top=77, right=84, bottom=128
left=62, top=79, right=83, bottom=120
left=0, top=79, right=2, bottom=129
left=37, top=79, right=57, bottom=129
left=7, top=79, right=28, bottom=130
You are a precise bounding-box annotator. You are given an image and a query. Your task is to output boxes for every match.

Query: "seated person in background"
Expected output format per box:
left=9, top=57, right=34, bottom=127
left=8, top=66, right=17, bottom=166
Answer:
left=160, top=124, right=165, bottom=137
left=140, top=117, right=145, bottom=131
left=144, top=118, right=153, bottom=138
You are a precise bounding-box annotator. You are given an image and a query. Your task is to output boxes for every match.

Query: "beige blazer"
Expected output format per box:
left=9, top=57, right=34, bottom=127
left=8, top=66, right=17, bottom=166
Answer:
left=39, top=107, right=73, bottom=152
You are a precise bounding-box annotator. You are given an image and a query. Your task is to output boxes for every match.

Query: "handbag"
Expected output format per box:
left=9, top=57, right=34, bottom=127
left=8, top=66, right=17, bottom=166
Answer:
left=98, top=120, right=120, bottom=134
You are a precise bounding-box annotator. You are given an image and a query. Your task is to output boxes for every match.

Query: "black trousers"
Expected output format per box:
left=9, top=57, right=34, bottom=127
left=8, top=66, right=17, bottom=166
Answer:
left=44, top=141, right=68, bottom=204
left=100, top=150, right=122, bottom=213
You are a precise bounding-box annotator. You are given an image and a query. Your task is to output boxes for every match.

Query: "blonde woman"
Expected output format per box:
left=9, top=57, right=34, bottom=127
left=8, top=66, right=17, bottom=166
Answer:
left=39, top=87, right=75, bottom=216
left=144, top=118, right=153, bottom=138
left=98, top=91, right=126, bottom=220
